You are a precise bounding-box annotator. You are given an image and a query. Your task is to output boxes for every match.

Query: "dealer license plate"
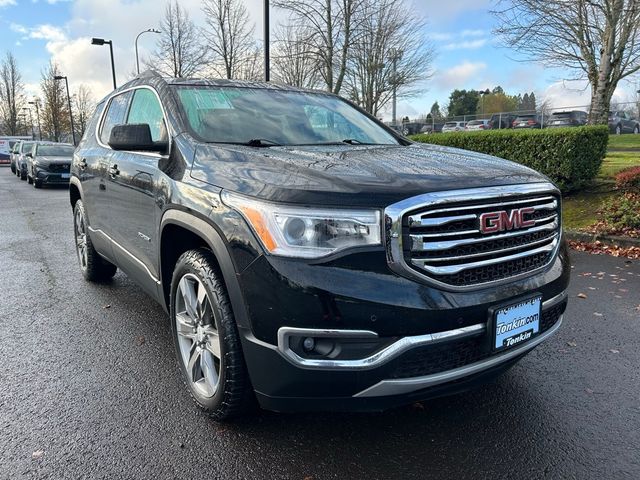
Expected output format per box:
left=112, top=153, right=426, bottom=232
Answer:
left=494, top=296, right=541, bottom=351
left=61, top=173, right=70, bottom=179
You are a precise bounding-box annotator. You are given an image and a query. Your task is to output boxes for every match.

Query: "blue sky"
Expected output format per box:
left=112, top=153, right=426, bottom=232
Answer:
left=0, top=0, right=637, bottom=119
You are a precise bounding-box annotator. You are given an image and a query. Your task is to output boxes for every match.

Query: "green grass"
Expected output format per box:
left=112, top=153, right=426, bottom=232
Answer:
left=563, top=191, right=615, bottom=230
left=563, top=135, right=640, bottom=230
left=607, top=134, right=640, bottom=150
left=599, top=150, right=640, bottom=178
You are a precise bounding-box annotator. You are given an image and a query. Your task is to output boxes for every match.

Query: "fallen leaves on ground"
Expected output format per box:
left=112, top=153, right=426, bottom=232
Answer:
left=582, top=222, right=640, bottom=239
left=577, top=293, right=588, bottom=299
left=136, top=336, right=145, bottom=346
left=569, top=240, right=640, bottom=259
left=567, top=341, right=578, bottom=347
left=32, top=451, right=44, bottom=459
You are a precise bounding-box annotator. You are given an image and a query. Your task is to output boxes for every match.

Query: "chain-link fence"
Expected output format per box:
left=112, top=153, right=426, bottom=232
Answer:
left=393, top=100, right=640, bottom=135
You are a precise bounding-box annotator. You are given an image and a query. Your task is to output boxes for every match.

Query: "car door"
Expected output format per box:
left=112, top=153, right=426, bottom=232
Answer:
left=622, top=112, right=633, bottom=133
left=105, top=87, right=168, bottom=295
left=80, top=92, right=134, bottom=261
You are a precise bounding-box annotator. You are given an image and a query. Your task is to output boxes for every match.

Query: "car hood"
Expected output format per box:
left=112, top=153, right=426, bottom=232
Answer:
left=190, top=142, right=551, bottom=207
left=37, top=155, right=72, bottom=164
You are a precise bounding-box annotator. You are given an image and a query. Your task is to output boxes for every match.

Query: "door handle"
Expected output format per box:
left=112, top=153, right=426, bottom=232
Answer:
left=109, top=164, right=120, bottom=178
left=79, top=158, right=87, bottom=170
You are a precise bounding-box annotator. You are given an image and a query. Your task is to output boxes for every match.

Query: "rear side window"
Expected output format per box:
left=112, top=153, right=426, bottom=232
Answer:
left=127, top=88, right=167, bottom=142
left=100, top=91, right=133, bottom=144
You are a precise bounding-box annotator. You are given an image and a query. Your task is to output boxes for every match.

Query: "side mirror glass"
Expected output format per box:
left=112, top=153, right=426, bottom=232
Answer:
left=108, top=124, right=168, bottom=153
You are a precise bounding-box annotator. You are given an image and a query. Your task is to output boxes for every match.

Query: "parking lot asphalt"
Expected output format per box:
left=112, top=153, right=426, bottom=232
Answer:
left=1, top=167, right=639, bottom=480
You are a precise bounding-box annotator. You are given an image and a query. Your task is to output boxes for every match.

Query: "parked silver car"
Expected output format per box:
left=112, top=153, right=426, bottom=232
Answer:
left=442, top=121, right=466, bottom=133
left=465, top=120, right=490, bottom=131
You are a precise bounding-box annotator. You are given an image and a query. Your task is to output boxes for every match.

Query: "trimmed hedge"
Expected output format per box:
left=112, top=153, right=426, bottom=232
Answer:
left=410, top=126, right=609, bottom=191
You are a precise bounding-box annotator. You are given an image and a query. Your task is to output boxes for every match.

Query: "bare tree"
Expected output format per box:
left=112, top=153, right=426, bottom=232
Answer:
left=0, top=52, right=25, bottom=136
left=40, top=62, right=70, bottom=142
left=149, top=1, right=209, bottom=77
left=202, top=0, right=255, bottom=79
left=493, top=0, right=640, bottom=124
left=273, top=0, right=361, bottom=94
left=234, top=43, right=264, bottom=81
left=345, top=0, right=433, bottom=116
left=73, top=84, right=95, bottom=140
left=272, top=23, right=321, bottom=88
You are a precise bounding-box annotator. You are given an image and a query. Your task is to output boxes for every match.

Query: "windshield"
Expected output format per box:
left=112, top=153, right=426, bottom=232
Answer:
left=37, top=145, right=75, bottom=156
left=21, top=142, right=34, bottom=152
left=174, top=86, right=399, bottom=146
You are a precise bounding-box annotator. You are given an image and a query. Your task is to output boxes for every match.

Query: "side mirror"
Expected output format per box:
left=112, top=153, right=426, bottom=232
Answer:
left=108, top=124, right=168, bottom=153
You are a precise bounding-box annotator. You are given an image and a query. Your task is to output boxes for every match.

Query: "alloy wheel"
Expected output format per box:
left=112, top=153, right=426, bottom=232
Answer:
left=74, top=208, right=88, bottom=271
left=175, top=273, right=221, bottom=398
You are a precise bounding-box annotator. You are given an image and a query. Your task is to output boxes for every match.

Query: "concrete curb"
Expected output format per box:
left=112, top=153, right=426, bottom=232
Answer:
left=564, top=230, right=640, bottom=249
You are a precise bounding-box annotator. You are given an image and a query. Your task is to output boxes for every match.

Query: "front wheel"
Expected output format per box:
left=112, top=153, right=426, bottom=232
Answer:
left=170, top=249, right=254, bottom=420
left=615, top=124, right=622, bottom=135
left=73, top=200, right=117, bottom=281
left=634, top=125, right=639, bottom=135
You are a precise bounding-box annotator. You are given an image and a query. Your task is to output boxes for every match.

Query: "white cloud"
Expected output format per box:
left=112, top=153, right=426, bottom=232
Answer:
left=10, top=22, right=28, bottom=34
left=435, top=61, right=488, bottom=88
left=541, top=80, right=632, bottom=110
left=443, top=39, right=487, bottom=51
left=461, top=29, right=485, bottom=37
left=29, top=24, right=67, bottom=42
left=0, top=0, right=16, bottom=7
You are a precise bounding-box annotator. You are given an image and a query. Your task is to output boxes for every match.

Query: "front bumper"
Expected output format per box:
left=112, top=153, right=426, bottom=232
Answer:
left=236, top=240, right=571, bottom=412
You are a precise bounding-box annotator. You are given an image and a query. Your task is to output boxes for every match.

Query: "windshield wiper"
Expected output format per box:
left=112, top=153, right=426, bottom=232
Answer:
left=245, top=138, right=282, bottom=148
left=342, top=139, right=366, bottom=145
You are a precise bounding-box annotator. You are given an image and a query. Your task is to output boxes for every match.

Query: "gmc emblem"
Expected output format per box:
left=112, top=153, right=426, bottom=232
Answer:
left=479, top=207, right=536, bottom=234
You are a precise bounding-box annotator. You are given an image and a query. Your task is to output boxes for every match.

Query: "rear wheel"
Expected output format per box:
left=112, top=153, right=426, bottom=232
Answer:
left=170, top=249, right=254, bottom=420
left=33, top=179, right=42, bottom=189
left=73, top=200, right=117, bottom=281
left=634, top=125, right=639, bottom=135
left=615, top=124, right=622, bottom=135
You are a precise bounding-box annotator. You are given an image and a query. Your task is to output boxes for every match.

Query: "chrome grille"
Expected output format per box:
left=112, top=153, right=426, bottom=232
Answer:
left=385, top=184, right=562, bottom=290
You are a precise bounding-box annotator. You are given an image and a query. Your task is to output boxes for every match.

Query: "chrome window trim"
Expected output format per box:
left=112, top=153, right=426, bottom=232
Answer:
left=354, top=313, right=564, bottom=398
left=95, top=85, right=171, bottom=159
left=384, top=182, right=562, bottom=292
left=275, top=290, right=567, bottom=371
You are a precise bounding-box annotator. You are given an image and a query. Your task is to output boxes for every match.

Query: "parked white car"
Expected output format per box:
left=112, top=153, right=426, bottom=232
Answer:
left=442, top=121, right=466, bottom=133
left=465, top=120, right=490, bottom=131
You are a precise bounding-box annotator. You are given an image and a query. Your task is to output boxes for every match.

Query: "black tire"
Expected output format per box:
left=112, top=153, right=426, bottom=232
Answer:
left=10, top=164, right=15, bottom=174
left=27, top=175, right=33, bottom=185
left=33, top=179, right=42, bottom=189
left=170, top=248, right=254, bottom=421
left=73, top=200, right=117, bottom=282
left=634, top=125, right=639, bottom=135
left=615, top=124, right=622, bottom=135
left=20, top=170, right=27, bottom=180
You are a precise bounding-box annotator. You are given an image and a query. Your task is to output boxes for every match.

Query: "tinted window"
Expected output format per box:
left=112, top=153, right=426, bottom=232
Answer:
left=100, top=91, right=133, bottom=144
left=36, top=145, right=75, bottom=156
left=174, top=86, right=398, bottom=146
left=21, top=142, right=34, bottom=152
left=127, top=88, right=167, bottom=142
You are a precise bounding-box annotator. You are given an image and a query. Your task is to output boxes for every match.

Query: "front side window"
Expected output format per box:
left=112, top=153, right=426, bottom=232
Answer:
left=127, top=88, right=167, bottom=142
left=100, top=91, right=133, bottom=144
left=174, top=86, right=399, bottom=146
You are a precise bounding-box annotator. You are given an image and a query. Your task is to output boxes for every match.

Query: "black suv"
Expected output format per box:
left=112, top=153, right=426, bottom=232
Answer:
left=70, top=72, right=570, bottom=419
left=26, top=142, right=75, bottom=188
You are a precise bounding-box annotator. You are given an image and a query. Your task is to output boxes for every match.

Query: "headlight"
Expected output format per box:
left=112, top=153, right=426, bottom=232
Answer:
left=222, top=191, right=382, bottom=259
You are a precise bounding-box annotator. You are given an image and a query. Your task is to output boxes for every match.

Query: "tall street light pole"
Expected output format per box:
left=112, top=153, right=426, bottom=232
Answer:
left=479, top=89, right=490, bottom=118
left=264, top=0, right=270, bottom=82
left=28, top=100, right=42, bottom=140
left=91, top=37, right=117, bottom=90
left=389, top=49, right=403, bottom=126
left=135, top=28, right=161, bottom=75
left=54, top=75, right=76, bottom=145
left=22, top=107, right=35, bottom=140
